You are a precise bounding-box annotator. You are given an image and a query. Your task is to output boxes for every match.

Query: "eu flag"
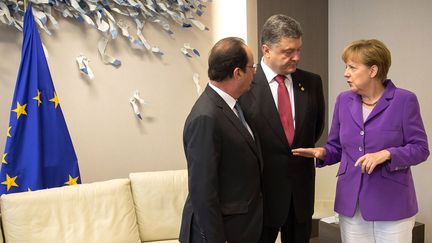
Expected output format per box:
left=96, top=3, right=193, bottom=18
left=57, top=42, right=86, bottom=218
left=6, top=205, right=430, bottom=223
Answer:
left=0, top=3, right=81, bottom=194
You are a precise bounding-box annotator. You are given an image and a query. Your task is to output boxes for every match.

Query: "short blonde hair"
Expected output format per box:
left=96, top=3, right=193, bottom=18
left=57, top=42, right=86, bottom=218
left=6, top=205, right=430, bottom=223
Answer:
left=342, top=39, right=391, bottom=82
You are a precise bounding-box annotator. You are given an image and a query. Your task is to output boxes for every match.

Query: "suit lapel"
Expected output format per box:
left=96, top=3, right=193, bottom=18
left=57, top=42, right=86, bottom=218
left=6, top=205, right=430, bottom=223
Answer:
left=349, top=93, right=364, bottom=129
left=291, top=72, right=308, bottom=146
left=205, top=86, right=259, bottom=156
left=253, top=67, right=289, bottom=146
left=364, top=80, right=396, bottom=124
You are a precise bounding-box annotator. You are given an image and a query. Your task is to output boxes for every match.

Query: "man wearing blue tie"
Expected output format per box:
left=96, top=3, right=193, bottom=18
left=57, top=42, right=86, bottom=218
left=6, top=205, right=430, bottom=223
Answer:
left=179, top=37, right=263, bottom=243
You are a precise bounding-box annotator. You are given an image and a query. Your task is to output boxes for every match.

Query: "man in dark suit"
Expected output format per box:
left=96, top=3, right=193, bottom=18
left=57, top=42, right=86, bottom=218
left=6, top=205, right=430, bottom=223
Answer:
left=239, top=15, right=325, bottom=243
left=179, top=37, right=263, bottom=243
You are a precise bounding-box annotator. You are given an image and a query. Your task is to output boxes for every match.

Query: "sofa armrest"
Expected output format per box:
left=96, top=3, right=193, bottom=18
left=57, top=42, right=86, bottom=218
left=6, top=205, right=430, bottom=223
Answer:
left=130, top=170, right=188, bottom=242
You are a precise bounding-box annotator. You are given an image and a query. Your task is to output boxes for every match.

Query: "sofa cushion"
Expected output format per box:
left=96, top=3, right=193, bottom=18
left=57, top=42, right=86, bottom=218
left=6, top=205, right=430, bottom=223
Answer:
left=143, top=240, right=179, bottom=243
left=130, top=170, right=188, bottom=242
left=0, top=178, right=140, bottom=243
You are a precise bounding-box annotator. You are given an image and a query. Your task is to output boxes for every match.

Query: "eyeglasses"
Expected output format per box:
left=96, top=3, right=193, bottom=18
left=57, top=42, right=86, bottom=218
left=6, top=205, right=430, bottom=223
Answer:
left=246, top=63, right=257, bottom=71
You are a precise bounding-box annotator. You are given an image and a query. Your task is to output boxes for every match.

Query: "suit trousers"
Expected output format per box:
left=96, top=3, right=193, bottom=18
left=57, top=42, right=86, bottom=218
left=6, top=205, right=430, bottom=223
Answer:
left=259, top=197, right=312, bottom=243
left=339, top=205, right=415, bottom=243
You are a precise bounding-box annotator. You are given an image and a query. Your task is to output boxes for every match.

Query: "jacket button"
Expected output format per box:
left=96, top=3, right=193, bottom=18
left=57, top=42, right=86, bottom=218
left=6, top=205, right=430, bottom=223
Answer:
left=360, top=131, right=364, bottom=136
left=359, top=146, right=363, bottom=152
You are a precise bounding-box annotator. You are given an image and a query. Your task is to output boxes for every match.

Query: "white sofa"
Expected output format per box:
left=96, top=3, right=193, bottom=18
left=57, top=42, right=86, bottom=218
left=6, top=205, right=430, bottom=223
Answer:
left=0, top=169, right=334, bottom=243
left=0, top=170, right=188, bottom=243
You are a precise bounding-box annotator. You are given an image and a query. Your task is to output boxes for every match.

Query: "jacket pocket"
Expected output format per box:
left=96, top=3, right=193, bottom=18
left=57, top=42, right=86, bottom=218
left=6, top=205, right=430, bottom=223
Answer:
left=221, top=201, right=249, bottom=215
left=381, top=165, right=410, bottom=186
left=336, top=154, right=349, bottom=177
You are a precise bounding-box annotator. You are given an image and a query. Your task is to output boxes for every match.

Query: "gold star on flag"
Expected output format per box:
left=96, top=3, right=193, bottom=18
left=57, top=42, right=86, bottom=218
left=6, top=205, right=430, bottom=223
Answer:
left=28, top=188, right=32, bottom=192
left=2, top=153, right=7, bottom=164
left=33, top=89, right=42, bottom=107
left=11, top=102, right=27, bottom=119
left=49, top=92, right=60, bottom=108
left=1, top=174, right=18, bottom=191
left=7, top=126, right=12, bottom=137
left=64, top=175, right=79, bottom=186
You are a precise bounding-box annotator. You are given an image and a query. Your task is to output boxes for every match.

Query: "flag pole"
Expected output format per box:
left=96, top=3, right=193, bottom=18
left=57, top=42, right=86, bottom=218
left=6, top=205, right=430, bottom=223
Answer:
left=24, top=0, right=28, bottom=11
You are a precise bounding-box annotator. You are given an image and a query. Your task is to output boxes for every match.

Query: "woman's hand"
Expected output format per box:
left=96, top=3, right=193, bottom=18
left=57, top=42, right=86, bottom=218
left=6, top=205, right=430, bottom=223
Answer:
left=292, top=147, right=326, bottom=160
left=355, top=149, right=391, bottom=174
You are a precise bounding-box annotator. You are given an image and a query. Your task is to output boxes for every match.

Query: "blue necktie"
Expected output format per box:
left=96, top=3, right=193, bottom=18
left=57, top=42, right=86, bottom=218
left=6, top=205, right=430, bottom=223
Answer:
left=234, top=102, right=249, bottom=130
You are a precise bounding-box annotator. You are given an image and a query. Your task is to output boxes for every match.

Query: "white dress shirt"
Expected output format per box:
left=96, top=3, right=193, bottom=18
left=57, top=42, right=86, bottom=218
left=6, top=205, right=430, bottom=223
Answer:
left=260, top=59, right=296, bottom=128
left=208, top=83, right=254, bottom=138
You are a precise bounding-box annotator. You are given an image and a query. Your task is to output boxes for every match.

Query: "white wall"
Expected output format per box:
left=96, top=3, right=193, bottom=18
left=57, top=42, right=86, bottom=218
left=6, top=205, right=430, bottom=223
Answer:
left=326, top=0, right=432, bottom=241
left=212, top=0, right=258, bottom=60
left=0, top=2, right=256, bottom=183
left=212, top=1, right=248, bottom=41
left=0, top=5, right=216, bottom=182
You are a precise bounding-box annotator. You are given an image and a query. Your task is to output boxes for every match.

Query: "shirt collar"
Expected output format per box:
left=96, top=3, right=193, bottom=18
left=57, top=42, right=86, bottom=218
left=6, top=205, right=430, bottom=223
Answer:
left=208, top=82, right=237, bottom=109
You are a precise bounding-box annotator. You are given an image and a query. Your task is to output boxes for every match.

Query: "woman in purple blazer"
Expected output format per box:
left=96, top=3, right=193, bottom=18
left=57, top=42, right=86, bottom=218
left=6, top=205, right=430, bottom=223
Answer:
left=293, top=39, right=429, bottom=243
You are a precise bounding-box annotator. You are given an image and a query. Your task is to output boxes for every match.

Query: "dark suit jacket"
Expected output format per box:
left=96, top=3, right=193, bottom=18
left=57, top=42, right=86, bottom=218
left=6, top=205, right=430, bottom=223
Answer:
left=180, top=85, right=263, bottom=243
left=239, top=65, right=325, bottom=227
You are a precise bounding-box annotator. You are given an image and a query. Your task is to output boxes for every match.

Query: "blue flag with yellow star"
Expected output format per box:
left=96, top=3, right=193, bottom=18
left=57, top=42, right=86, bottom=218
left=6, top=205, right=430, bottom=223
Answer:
left=0, top=3, right=81, bottom=194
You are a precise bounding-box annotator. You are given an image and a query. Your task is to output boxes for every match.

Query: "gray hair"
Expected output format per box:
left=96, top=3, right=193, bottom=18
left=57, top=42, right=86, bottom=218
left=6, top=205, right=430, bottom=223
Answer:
left=261, top=14, right=303, bottom=46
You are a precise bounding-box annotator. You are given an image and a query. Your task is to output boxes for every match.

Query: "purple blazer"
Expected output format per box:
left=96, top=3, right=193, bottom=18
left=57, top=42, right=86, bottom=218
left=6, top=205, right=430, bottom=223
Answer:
left=318, top=80, right=429, bottom=221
